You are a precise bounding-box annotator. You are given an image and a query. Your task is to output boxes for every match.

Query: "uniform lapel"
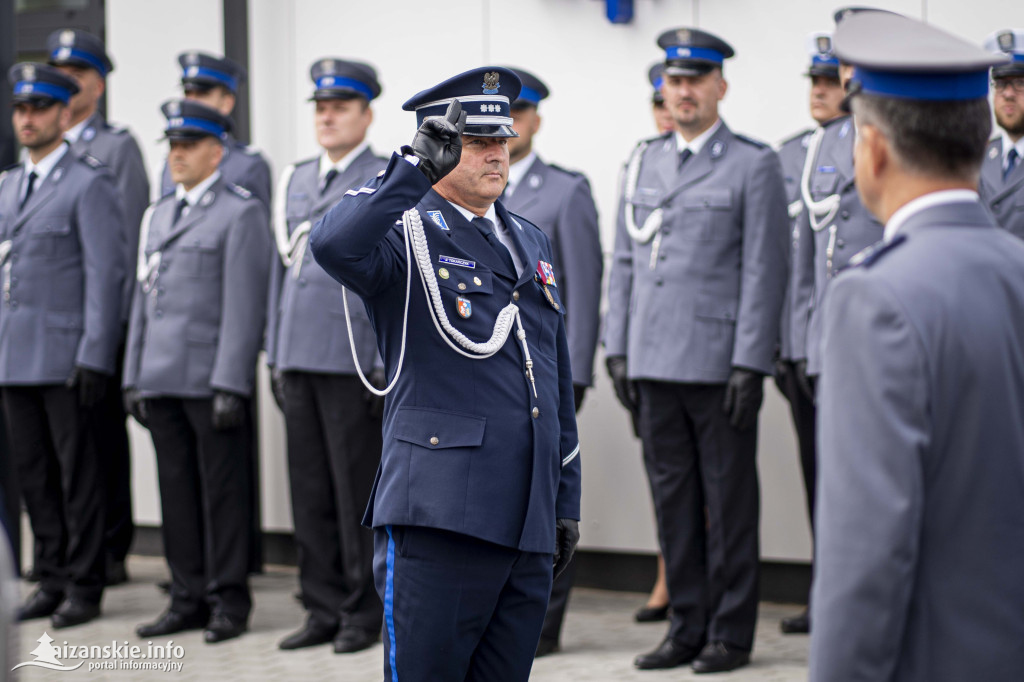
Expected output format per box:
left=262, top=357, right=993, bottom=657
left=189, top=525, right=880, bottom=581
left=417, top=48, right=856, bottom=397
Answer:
left=497, top=200, right=542, bottom=289
left=980, top=139, right=1004, bottom=195
left=312, top=147, right=376, bottom=215
left=155, top=178, right=220, bottom=249
left=665, top=125, right=720, bottom=198
left=505, top=157, right=545, bottom=214
left=0, top=166, right=24, bottom=239
left=13, top=148, right=74, bottom=231
left=421, top=190, right=513, bottom=279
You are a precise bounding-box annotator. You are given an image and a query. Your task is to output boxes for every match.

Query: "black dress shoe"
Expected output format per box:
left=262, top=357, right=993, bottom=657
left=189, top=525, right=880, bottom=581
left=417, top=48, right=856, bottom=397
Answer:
left=156, top=579, right=171, bottom=594
left=634, top=604, right=670, bottom=623
left=204, top=614, right=247, bottom=644
left=634, top=638, right=703, bottom=670
left=279, top=621, right=337, bottom=650
left=18, top=588, right=64, bottom=621
left=780, top=608, right=811, bottom=634
left=691, top=641, right=751, bottom=674
left=137, top=609, right=209, bottom=638
left=105, top=559, right=129, bottom=587
left=535, top=638, right=560, bottom=658
left=51, top=598, right=101, bottom=628
left=333, top=627, right=379, bottom=654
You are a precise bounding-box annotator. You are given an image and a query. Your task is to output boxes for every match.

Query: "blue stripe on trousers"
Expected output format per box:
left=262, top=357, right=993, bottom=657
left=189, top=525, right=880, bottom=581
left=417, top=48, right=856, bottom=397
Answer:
left=385, top=525, right=398, bottom=682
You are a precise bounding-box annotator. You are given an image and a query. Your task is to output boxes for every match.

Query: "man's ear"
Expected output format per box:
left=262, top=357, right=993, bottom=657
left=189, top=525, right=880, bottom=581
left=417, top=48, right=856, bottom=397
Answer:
left=859, top=123, right=889, bottom=180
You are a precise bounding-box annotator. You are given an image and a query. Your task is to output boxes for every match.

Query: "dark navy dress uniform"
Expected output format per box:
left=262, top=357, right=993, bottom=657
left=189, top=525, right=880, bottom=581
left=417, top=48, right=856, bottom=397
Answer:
left=158, top=52, right=272, bottom=208
left=0, top=64, right=125, bottom=610
left=48, top=27, right=148, bottom=579
left=979, top=29, right=1024, bottom=239
left=267, top=58, right=388, bottom=648
left=123, top=101, right=270, bottom=632
left=311, top=67, right=581, bottom=682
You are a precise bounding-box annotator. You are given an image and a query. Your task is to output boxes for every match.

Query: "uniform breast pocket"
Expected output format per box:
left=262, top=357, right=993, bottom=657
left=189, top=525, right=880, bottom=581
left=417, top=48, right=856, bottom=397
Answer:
left=177, top=236, right=221, bottom=278
left=811, top=170, right=840, bottom=197
left=437, top=268, right=493, bottom=324
left=628, top=187, right=663, bottom=227
left=29, top=219, right=74, bottom=258
left=681, top=189, right=733, bottom=240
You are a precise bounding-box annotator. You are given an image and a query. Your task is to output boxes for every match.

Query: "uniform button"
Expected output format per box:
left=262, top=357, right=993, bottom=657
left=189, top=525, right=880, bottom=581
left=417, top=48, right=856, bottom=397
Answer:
left=655, top=278, right=664, bottom=286
left=659, top=254, right=667, bottom=261
left=298, top=278, right=307, bottom=287
left=841, top=210, right=850, bottom=220
left=512, top=290, right=520, bottom=301
left=458, top=282, right=467, bottom=291
left=532, top=407, right=540, bottom=418
left=837, top=239, right=846, bottom=249
left=155, top=310, right=163, bottom=318
left=429, top=436, right=439, bottom=446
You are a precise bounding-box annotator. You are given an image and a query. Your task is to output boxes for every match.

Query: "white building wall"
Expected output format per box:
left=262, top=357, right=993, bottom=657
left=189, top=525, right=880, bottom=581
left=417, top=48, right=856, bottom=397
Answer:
left=103, top=0, right=1022, bottom=559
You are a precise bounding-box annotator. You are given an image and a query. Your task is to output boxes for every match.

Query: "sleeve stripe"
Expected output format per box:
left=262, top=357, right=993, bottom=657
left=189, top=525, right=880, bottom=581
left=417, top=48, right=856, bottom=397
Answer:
left=561, top=443, right=580, bottom=467
left=345, top=186, right=377, bottom=197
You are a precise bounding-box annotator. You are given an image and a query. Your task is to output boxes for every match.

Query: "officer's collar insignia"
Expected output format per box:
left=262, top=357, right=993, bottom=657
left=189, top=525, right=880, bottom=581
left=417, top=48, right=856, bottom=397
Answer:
left=998, top=30, right=1015, bottom=52
left=840, top=119, right=851, bottom=138
left=710, top=140, right=725, bottom=159
left=457, top=295, right=472, bottom=319
left=536, top=260, right=557, bottom=287
left=23, top=64, right=35, bottom=81
left=184, top=52, right=200, bottom=66
left=801, top=133, right=811, bottom=148
left=200, top=191, right=214, bottom=207
left=426, top=209, right=449, bottom=231
left=320, top=58, right=335, bottom=73
left=82, top=127, right=96, bottom=142
left=60, top=30, right=75, bottom=47
left=482, top=71, right=500, bottom=94
left=990, top=145, right=1000, bottom=159
left=528, top=174, right=542, bottom=189
left=439, top=255, right=476, bottom=269
left=51, top=167, right=64, bottom=183
left=676, top=28, right=691, bottom=43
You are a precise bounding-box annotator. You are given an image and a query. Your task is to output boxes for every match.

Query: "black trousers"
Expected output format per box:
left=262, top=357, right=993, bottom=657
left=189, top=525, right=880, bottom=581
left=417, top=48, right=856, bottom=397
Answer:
left=146, top=397, right=252, bottom=621
left=0, top=411, right=19, bottom=573
left=94, top=338, right=134, bottom=564
left=283, top=372, right=382, bottom=632
left=3, top=385, right=106, bottom=602
left=637, top=380, right=760, bottom=651
left=774, top=360, right=817, bottom=528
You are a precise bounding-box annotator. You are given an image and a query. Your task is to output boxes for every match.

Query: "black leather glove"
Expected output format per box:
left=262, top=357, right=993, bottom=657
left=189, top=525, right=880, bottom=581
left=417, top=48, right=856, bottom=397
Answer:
left=552, top=518, right=580, bottom=579
left=365, top=367, right=387, bottom=419
left=270, top=368, right=286, bottom=412
left=572, top=385, right=586, bottom=412
left=212, top=391, right=246, bottom=431
left=795, top=359, right=815, bottom=400
left=67, top=366, right=108, bottom=408
left=606, top=355, right=638, bottom=414
left=722, top=368, right=765, bottom=431
left=122, top=387, right=149, bottom=427
left=773, top=357, right=790, bottom=396
left=400, top=99, right=467, bottom=185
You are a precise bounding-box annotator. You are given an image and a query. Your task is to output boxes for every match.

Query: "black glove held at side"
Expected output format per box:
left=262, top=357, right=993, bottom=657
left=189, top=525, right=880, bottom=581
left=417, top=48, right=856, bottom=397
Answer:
left=606, top=355, right=638, bottom=414
left=795, top=359, right=815, bottom=401
left=67, top=366, right=108, bottom=408
left=722, top=368, right=764, bottom=431
left=552, top=518, right=580, bottom=579
left=270, top=368, right=286, bottom=412
left=400, top=99, right=467, bottom=185
left=365, top=367, right=387, bottom=419
left=212, top=391, right=245, bottom=431
left=123, top=387, right=149, bottom=428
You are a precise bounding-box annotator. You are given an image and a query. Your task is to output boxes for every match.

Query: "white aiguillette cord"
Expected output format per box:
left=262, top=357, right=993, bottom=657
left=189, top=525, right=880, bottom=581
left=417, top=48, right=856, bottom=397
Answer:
left=622, top=140, right=664, bottom=245
left=800, top=126, right=841, bottom=233
left=343, top=207, right=537, bottom=398
left=273, top=164, right=312, bottom=278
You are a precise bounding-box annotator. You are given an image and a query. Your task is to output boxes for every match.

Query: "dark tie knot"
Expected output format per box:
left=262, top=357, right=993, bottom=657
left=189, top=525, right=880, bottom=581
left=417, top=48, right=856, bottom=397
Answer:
left=173, top=197, right=190, bottom=224
left=472, top=216, right=495, bottom=235
left=678, top=148, right=693, bottom=169
left=321, top=168, right=339, bottom=193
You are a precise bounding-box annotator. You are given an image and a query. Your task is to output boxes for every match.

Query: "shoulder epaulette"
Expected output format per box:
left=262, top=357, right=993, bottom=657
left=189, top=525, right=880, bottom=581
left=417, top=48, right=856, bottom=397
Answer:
left=734, top=133, right=770, bottom=149
left=639, top=131, right=673, bottom=146
left=844, top=234, right=906, bottom=271
left=779, top=128, right=814, bottom=148
left=294, top=156, right=318, bottom=169
left=240, top=144, right=262, bottom=157
left=546, top=162, right=584, bottom=178
left=1, top=162, right=18, bottom=174
left=79, top=153, right=105, bottom=169
left=228, top=183, right=253, bottom=199
left=105, top=121, right=129, bottom=135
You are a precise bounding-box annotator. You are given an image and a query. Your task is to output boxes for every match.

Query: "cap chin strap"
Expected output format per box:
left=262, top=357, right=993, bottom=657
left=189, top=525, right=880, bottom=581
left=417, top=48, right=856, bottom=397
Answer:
left=343, top=207, right=537, bottom=398
left=799, top=126, right=841, bottom=233
left=622, top=140, right=664, bottom=245
left=273, top=164, right=312, bottom=278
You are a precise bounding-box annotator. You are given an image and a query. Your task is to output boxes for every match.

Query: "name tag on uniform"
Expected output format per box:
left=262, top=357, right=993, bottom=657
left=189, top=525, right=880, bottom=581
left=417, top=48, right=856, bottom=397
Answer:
left=427, top=210, right=449, bottom=230
left=818, top=166, right=836, bottom=174
left=439, top=255, right=476, bottom=269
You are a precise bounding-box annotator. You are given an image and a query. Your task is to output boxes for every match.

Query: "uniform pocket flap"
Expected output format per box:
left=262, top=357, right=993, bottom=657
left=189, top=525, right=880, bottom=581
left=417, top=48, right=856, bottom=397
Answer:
left=629, top=187, right=662, bottom=209
left=682, top=189, right=732, bottom=210
left=695, top=295, right=738, bottom=322
left=184, top=324, right=219, bottom=344
left=31, top=220, right=71, bottom=236
left=393, top=407, right=486, bottom=449
left=180, top=234, right=220, bottom=251
left=437, top=268, right=493, bottom=295
left=45, top=311, right=83, bottom=330
left=811, top=170, right=840, bottom=195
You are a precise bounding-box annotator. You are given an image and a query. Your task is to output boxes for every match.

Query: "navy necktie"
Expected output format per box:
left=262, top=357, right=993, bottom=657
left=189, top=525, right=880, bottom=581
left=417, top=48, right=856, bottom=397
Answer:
left=20, top=171, right=37, bottom=210
left=472, top=217, right=516, bottom=274
left=321, top=168, right=338, bottom=194
left=678, top=148, right=693, bottom=170
left=173, top=197, right=189, bottom=225
left=1006, top=148, right=1019, bottom=181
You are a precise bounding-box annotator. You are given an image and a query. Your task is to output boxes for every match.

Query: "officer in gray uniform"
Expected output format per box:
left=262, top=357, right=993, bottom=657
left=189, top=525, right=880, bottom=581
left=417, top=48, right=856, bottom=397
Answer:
left=0, top=64, right=125, bottom=628
left=268, top=58, right=387, bottom=654
left=796, top=9, right=887, bottom=386
left=811, top=13, right=1024, bottom=681
left=605, top=28, right=788, bottom=674
left=979, top=29, right=1024, bottom=238
left=124, top=100, right=270, bottom=644
left=649, top=63, right=676, bottom=135
left=159, top=52, right=271, bottom=208
left=773, top=31, right=844, bottom=636
left=47, top=27, right=148, bottom=586
left=502, top=67, right=602, bottom=658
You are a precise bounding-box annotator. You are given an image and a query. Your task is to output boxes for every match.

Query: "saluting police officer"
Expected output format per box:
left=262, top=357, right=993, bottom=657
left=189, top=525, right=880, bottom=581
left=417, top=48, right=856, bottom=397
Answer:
left=811, top=13, right=1024, bottom=680
left=0, top=64, right=125, bottom=628
left=159, top=52, right=272, bottom=208
left=979, top=29, right=1024, bottom=238
left=500, top=66, right=601, bottom=658
left=311, top=67, right=581, bottom=682
left=268, top=58, right=387, bottom=654
left=604, top=28, right=788, bottom=673
left=773, top=31, right=844, bottom=636
left=124, top=100, right=270, bottom=644
left=47, top=27, right=149, bottom=587
left=795, top=9, right=887, bottom=391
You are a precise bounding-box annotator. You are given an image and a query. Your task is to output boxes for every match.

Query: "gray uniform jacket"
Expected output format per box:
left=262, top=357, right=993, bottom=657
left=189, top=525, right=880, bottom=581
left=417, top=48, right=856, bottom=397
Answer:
left=604, top=122, right=789, bottom=382
left=161, top=137, right=272, bottom=208
left=810, top=200, right=1024, bottom=682
left=776, top=129, right=814, bottom=361
left=978, top=137, right=1024, bottom=239
left=0, top=148, right=125, bottom=383
left=266, top=147, right=387, bottom=373
left=504, top=155, right=602, bottom=386
left=797, top=115, right=883, bottom=373
left=123, top=177, right=271, bottom=398
left=69, top=112, right=150, bottom=323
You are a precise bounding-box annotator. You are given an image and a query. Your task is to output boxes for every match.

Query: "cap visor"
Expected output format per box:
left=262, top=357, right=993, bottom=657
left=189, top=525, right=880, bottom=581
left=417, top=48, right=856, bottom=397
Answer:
left=463, top=125, right=519, bottom=138
left=807, top=67, right=841, bottom=79
left=992, top=64, right=1024, bottom=79
left=664, top=62, right=716, bottom=77
left=11, top=93, right=60, bottom=107
left=308, top=89, right=366, bottom=102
